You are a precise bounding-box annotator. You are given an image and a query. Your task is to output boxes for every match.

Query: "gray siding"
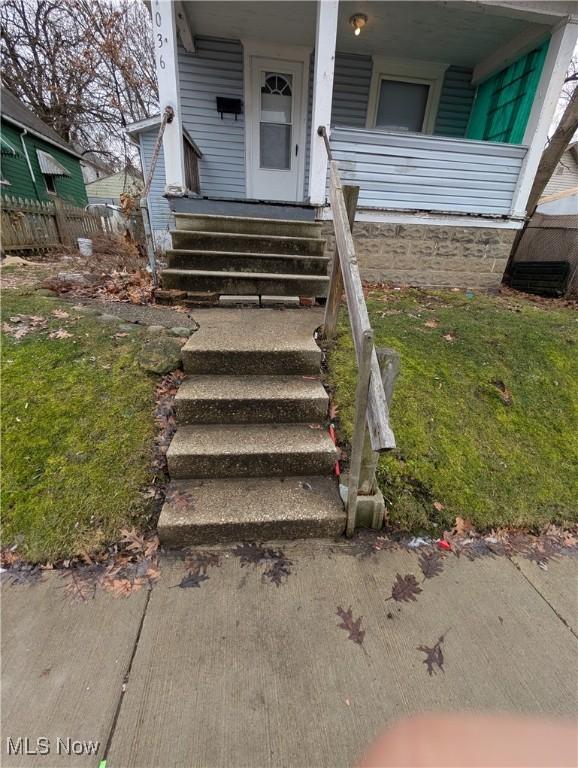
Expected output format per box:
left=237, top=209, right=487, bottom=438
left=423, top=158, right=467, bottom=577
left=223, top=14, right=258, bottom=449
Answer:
left=178, top=38, right=245, bottom=198
left=434, top=66, right=476, bottom=138
left=139, top=131, right=173, bottom=234
left=330, top=127, right=527, bottom=215
left=332, top=52, right=373, bottom=128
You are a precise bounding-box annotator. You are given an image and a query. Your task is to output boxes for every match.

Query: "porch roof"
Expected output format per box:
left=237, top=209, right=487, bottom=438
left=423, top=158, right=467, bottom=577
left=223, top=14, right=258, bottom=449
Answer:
left=180, top=0, right=563, bottom=67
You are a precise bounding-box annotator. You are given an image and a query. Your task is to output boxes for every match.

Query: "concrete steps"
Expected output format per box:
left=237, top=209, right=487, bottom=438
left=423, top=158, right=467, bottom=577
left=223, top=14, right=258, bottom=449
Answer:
left=175, top=375, right=328, bottom=424
left=166, top=249, right=329, bottom=276
left=181, top=308, right=322, bottom=374
left=161, top=268, right=328, bottom=297
left=158, top=477, right=344, bottom=546
left=162, top=212, right=328, bottom=301
left=171, top=230, right=325, bottom=256
left=167, top=423, right=337, bottom=479
left=157, top=208, right=340, bottom=544
left=174, top=213, right=324, bottom=239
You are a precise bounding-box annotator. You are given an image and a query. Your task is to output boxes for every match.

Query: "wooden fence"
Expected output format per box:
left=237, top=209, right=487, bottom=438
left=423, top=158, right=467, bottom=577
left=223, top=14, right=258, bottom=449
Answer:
left=1, top=195, right=107, bottom=252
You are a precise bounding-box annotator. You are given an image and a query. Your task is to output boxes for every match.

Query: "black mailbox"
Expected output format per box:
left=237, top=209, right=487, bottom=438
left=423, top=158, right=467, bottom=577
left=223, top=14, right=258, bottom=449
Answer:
left=216, top=97, right=243, bottom=120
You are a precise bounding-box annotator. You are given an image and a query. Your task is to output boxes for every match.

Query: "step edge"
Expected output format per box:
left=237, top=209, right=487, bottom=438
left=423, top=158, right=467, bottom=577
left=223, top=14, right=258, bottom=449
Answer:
left=170, top=229, right=326, bottom=244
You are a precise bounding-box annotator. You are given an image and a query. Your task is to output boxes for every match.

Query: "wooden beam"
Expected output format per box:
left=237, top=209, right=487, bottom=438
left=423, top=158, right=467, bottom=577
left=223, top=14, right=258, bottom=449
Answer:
left=329, top=162, right=396, bottom=452
left=472, top=26, right=550, bottom=84
left=151, top=0, right=186, bottom=195
left=324, top=185, right=359, bottom=340
left=174, top=0, right=195, bottom=53
left=510, top=18, right=578, bottom=216
left=308, top=0, right=339, bottom=206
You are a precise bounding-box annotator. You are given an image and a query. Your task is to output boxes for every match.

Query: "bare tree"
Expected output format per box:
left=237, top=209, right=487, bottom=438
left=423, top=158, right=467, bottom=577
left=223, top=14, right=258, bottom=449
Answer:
left=0, top=0, right=157, bottom=166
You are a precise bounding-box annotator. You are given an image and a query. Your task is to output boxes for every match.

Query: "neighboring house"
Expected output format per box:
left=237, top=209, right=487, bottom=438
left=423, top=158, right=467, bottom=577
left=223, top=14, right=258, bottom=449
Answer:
left=0, top=89, right=88, bottom=207
left=132, top=1, right=578, bottom=288
left=541, top=141, right=578, bottom=199
left=85, top=168, right=144, bottom=206
left=79, top=151, right=114, bottom=185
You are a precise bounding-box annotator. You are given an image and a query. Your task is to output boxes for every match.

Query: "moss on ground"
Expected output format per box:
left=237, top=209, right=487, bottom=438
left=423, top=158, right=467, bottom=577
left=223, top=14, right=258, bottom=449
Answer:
left=1, top=292, right=156, bottom=562
left=329, top=289, right=578, bottom=533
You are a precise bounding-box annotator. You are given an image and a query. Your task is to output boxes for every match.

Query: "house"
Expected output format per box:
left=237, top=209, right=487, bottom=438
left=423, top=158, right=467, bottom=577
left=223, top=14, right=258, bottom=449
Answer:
left=79, top=151, right=114, bottom=185
left=85, top=168, right=144, bottom=206
left=132, top=0, right=578, bottom=290
left=0, top=89, right=88, bottom=207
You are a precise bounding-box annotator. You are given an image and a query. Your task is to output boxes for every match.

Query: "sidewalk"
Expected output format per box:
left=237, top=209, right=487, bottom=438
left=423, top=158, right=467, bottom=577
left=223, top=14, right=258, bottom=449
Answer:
left=2, top=541, right=576, bottom=767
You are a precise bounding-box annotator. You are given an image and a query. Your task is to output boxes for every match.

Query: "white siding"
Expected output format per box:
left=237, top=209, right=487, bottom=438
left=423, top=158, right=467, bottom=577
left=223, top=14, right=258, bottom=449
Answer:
left=178, top=38, right=245, bottom=198
left=331, top=127, right=527, bottom=215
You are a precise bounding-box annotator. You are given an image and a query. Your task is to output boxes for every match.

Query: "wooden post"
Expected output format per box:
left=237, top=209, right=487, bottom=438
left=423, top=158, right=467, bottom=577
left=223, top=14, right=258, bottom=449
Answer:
left=53, top=198, right=70, bottom=246
left=324, top=185, right=359, bottom=340
left=346, top=329, right=374, bottom=538
left=358, top=348, right=400, bottom=504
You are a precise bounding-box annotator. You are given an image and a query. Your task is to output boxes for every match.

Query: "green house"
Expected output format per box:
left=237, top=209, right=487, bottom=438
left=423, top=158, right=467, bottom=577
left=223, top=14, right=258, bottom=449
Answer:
left=0, top=89, right=87, bottom=206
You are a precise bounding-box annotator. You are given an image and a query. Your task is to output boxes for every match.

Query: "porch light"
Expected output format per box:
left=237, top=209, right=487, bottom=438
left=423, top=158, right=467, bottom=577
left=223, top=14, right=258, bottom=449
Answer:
left=350, top=13, right=367, bottom=36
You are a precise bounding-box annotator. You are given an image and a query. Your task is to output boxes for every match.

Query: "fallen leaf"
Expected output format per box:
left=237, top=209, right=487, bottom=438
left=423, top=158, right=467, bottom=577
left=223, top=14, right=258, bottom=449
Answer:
left=433, top=501, right=445, bottom=512
left=391, top=573, right=423, bottom=603
left=491, top=379, right=512, bottom=405
left=424, top=319, right=439, bottom=328
left=166, top=488, right=195, bottom=511
left=417, top=631, right=448, bottom=676
left=177, top=572, right=209, bottom=589
left=454, top=516, right=475, bottom=536
left=336, top=606, right=365, bottom=645
left=51, top=309, right=69, bottom=319
left=443, top=333, right=456, bottom=342
left=49, top=328, right=72, bottom=339
left=418, top=550, right=444, bottom=579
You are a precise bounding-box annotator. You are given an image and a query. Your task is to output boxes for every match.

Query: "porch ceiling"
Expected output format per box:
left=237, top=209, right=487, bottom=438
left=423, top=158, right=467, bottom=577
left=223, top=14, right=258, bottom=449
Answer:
left=182, top=1, right=556, bottom=67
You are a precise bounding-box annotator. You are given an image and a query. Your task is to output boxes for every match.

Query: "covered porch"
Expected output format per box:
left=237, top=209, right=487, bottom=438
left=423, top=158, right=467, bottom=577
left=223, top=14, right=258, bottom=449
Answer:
left=153, top=0, right=577, bottom=223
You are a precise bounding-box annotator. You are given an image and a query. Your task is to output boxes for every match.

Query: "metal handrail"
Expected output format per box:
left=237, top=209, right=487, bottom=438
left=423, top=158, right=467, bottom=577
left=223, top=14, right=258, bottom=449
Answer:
left=317, top=125, right=395, bottom=534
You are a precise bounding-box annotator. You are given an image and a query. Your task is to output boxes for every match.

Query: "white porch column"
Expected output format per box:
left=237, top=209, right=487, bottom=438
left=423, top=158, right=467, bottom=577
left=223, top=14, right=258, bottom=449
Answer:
left=308, top=0, right=339, bottom=206
left=510, top=17, right=578, bottom=216
left=151, top=0, right=186, bottom=194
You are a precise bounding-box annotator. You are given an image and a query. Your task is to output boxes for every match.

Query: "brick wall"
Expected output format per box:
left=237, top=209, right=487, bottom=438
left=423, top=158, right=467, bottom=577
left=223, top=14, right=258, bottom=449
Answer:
left=322, top=221, right=518, bottom=289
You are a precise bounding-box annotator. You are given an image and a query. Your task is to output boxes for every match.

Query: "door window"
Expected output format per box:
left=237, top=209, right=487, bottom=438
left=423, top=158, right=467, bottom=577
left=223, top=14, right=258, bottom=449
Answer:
left=260, top=72, right=292, bottom=170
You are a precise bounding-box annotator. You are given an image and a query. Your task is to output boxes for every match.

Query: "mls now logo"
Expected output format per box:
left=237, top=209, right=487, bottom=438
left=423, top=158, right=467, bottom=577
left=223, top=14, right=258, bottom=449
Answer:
left=6, top=737, right=100, bottom=756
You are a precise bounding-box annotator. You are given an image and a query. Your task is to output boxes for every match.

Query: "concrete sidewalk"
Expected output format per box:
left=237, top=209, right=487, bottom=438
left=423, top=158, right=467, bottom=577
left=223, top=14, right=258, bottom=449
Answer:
left=2, top=542, right=577, bottom=768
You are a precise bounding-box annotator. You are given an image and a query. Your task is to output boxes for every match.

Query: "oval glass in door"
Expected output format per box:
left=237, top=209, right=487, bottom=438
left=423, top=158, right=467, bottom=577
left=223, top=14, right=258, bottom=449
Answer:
left=260, top=72, right=293, bottom=170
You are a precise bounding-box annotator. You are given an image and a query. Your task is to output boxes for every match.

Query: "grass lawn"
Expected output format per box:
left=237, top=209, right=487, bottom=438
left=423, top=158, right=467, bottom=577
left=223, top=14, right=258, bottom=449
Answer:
left=329, top=288, right=578, bottom=533
left=1, top=292, right=156, bottom=563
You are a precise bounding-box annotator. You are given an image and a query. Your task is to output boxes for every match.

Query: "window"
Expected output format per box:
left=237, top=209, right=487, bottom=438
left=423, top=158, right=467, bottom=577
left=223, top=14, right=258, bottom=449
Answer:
left=367, top=58, right=448, bottom=135
left=44, top=174, right=56, bottom=194
left=259, top=72, right=293, bottom=170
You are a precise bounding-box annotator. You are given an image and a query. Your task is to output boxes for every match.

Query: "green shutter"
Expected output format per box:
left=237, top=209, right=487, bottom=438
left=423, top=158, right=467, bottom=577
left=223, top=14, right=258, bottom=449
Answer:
left=467, top=40, right=549, bottom=144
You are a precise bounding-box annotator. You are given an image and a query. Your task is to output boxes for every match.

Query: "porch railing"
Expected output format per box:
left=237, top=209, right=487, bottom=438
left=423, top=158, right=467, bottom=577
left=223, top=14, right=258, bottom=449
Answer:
left=318, top=125, right=396, bottom=536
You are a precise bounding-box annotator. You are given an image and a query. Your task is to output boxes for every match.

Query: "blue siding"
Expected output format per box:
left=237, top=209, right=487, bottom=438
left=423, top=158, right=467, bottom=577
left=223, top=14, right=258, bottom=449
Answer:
left=332, top=52, right=373, bottom=127
left=331, top=127, right=526, bottom=215
left=139, top=131, right=173, bottom=235
left=434, top=66, right=476, bottom=138
left=178, top=38, right=245, bottom=198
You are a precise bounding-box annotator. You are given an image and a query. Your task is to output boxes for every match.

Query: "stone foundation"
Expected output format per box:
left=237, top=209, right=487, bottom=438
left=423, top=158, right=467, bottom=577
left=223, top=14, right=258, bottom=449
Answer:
left=322, top=220, right=518, bottom=289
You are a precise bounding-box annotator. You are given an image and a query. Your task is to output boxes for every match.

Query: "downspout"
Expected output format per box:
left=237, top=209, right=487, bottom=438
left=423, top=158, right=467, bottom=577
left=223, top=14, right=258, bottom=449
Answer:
left=19, top=128, right=41, bottom=196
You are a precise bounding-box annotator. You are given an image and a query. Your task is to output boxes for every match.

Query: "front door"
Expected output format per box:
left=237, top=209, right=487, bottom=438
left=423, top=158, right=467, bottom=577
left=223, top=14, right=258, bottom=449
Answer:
left=248, top=57, right=305, bottom=201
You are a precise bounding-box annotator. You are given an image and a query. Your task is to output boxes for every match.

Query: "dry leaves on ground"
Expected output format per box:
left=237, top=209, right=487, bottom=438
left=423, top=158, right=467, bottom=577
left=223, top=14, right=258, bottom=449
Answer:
left=336, top=606, right=365, bottom=645
left=2, top=315, right=47, bottom=339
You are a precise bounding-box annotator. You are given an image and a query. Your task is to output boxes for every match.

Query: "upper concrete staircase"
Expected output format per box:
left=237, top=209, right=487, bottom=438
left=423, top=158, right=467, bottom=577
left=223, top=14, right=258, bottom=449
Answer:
left=160, top=213, right=329, bottom=299
left=157, top=212, right=345, bottom=545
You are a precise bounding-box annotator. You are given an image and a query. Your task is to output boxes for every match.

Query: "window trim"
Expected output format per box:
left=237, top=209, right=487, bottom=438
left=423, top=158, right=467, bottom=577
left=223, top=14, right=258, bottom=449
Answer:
left=366, top=57, right=448, bottom=135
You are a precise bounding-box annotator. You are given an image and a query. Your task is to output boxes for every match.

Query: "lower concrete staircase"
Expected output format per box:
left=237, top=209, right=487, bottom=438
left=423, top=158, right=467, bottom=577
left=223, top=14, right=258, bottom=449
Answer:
left=160, top=213, right=330, bottom=300
left=158, top=308, right=345, bottom=545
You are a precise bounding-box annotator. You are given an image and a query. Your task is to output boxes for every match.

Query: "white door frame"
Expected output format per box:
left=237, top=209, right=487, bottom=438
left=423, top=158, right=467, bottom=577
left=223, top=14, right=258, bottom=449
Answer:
left=242, top=39, right=311, bottom=201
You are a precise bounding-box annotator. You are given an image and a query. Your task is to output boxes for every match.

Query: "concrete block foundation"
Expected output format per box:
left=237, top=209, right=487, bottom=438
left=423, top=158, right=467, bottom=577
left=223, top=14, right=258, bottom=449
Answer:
left=322, top=219, right=519, bottom=289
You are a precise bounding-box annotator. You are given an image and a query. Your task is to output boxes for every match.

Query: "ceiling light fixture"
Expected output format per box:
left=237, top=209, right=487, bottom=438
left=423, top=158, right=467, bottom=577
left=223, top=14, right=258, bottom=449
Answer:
left=350, top=13, right=368, bottom=36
